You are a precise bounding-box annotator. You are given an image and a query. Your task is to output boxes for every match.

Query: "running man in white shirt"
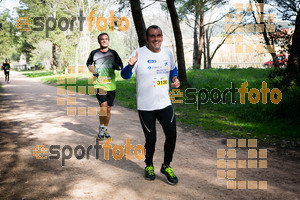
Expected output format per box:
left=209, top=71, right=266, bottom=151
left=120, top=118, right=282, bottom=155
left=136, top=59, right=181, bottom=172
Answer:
left=121, top=25, right=180, bottom=185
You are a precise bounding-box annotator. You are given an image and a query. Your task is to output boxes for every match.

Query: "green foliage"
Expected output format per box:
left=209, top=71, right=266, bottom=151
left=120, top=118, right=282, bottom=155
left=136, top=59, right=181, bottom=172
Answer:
left=192, top=64, right=200, bottom=69
left=15, top=0, right=127, bottom=70
left=0, top=10, right=18, bottom=61
left=268, top=67, right=300, bottom=120
left=20, top=41, right=35, bottom=62
left=115, top=72, right=137, bottom=109
left=22, top=70, right=64, bottom=77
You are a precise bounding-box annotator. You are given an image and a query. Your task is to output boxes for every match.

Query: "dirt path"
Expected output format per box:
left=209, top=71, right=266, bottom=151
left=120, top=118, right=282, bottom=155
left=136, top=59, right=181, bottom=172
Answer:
left=0, top=71, right=299, bottom=200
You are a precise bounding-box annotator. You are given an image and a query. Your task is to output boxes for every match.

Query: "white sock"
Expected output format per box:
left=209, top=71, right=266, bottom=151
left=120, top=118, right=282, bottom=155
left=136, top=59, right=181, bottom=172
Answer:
left=104, top=126, right=108, bottom=131
left=100, top=124, right=104, bottom=129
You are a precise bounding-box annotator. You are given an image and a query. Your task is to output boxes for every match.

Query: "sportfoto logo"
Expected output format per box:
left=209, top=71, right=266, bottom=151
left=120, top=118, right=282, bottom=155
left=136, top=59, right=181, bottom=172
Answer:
left=33, top=138, right=145, bottom=166
left=16, top=10, right=129, bottom=37
left=169, top=81, right=282, bottom=109
left=217, top=139, right=268, bottom=190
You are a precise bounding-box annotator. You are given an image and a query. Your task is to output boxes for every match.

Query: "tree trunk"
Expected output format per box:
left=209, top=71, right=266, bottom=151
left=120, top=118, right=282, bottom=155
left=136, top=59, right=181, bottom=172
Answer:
left=129, top=0, right=146, bottom=47
left=256, top=0, right=280, bottom=68
left=51, top=42, right=58, bottom=74
left=205, top=29, right=212, bottom=69
left=285, top=10, right=300, bottom=86
left=75, top=44, right=78, bottom=74
left=193, top=10, right=200, bottom=69
left=197, top=0, right=204, bottom=69
left=203, top=30, right=207, bottom=69
left=262, top=24, right=280, bottom=68
left=166, top=0, right=187, bottom=82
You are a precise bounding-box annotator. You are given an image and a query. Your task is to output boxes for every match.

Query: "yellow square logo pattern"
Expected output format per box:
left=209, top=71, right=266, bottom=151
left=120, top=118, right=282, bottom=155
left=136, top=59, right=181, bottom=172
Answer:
left=218, top=139, right=268, bottom=190
left=56, top=73, right=107, bottom=117
left=225, top=3, right=275, bottom=54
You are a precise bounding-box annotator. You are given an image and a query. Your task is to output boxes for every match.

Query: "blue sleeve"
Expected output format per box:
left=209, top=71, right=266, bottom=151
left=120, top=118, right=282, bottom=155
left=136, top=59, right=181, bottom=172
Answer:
left=169, top=67, right=178, bottom=82
left=121, top=64, right=134, bottom=79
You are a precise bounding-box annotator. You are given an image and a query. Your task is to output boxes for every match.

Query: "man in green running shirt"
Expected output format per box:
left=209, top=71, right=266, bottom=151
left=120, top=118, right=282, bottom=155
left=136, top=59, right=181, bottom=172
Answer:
left=86, top=33, right=123, bottom=140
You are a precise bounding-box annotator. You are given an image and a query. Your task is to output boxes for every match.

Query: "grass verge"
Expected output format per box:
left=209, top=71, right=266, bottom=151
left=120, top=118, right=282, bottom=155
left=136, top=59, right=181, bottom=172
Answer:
left=22, top=69, right=300, bottom=147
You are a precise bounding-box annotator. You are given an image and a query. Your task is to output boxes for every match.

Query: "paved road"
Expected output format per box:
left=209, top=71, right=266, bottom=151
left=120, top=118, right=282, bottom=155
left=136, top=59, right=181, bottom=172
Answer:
left=0, top=71, right=299, bottom=200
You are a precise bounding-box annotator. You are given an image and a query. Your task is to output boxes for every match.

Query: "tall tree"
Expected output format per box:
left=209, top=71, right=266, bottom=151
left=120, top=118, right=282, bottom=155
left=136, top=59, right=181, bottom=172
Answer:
left=18, top=0, right=104, bottom=72
left=48, top=0, right=59, bottom=74
left=198, top=0, right=205, bottom=69
left=0, top=10, right=18, bottom=61
left=285, top=10, right=300, bottom=87
left=270, top=0, right=299, bottom=22
left=18, top=0, right=62, bottom=73
left=178, top=0, right=227, bottom=69
left=129, top=0, right=146, bottom=47
left=270, top=0, right=300, bottom=86
left=178, top=0, right=200, bottom=67
left=166, top=0, right=187, bottom=82
left=203, top=21, right=236, bottom=69
left=193, top=8, right=200, bottom=67
left=251, top=0, right=280, bottom=68
left=203, top=5, right=244, bottom=69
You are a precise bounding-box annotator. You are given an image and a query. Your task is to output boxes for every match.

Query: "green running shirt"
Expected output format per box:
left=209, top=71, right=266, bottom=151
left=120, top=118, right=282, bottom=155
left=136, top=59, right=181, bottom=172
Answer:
left=86, top=48, right=123, bottom=91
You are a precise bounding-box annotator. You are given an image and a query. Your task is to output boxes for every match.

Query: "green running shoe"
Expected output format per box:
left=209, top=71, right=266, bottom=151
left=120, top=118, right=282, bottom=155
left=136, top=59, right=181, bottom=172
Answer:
left=160, top=164, right=178, bottom=185
left=145, top=165, right=156, bottom=180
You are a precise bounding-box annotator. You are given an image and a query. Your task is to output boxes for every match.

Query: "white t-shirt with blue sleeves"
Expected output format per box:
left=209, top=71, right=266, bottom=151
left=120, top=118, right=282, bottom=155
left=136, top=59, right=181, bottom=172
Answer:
left=129, top=46, right=176, bottom=111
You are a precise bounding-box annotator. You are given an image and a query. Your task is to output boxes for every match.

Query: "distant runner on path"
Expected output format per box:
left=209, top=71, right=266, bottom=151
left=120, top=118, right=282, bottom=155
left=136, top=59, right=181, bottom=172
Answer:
left=121, top=25, right=180, bottom=185
left=2, top=59, right=11, bottom=83
left=86, top=33, right=123, bottom=140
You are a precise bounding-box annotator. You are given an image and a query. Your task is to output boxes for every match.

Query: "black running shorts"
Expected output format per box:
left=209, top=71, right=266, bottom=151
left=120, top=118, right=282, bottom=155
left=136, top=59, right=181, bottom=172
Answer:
left=96, top=89, right=116, bottom=106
